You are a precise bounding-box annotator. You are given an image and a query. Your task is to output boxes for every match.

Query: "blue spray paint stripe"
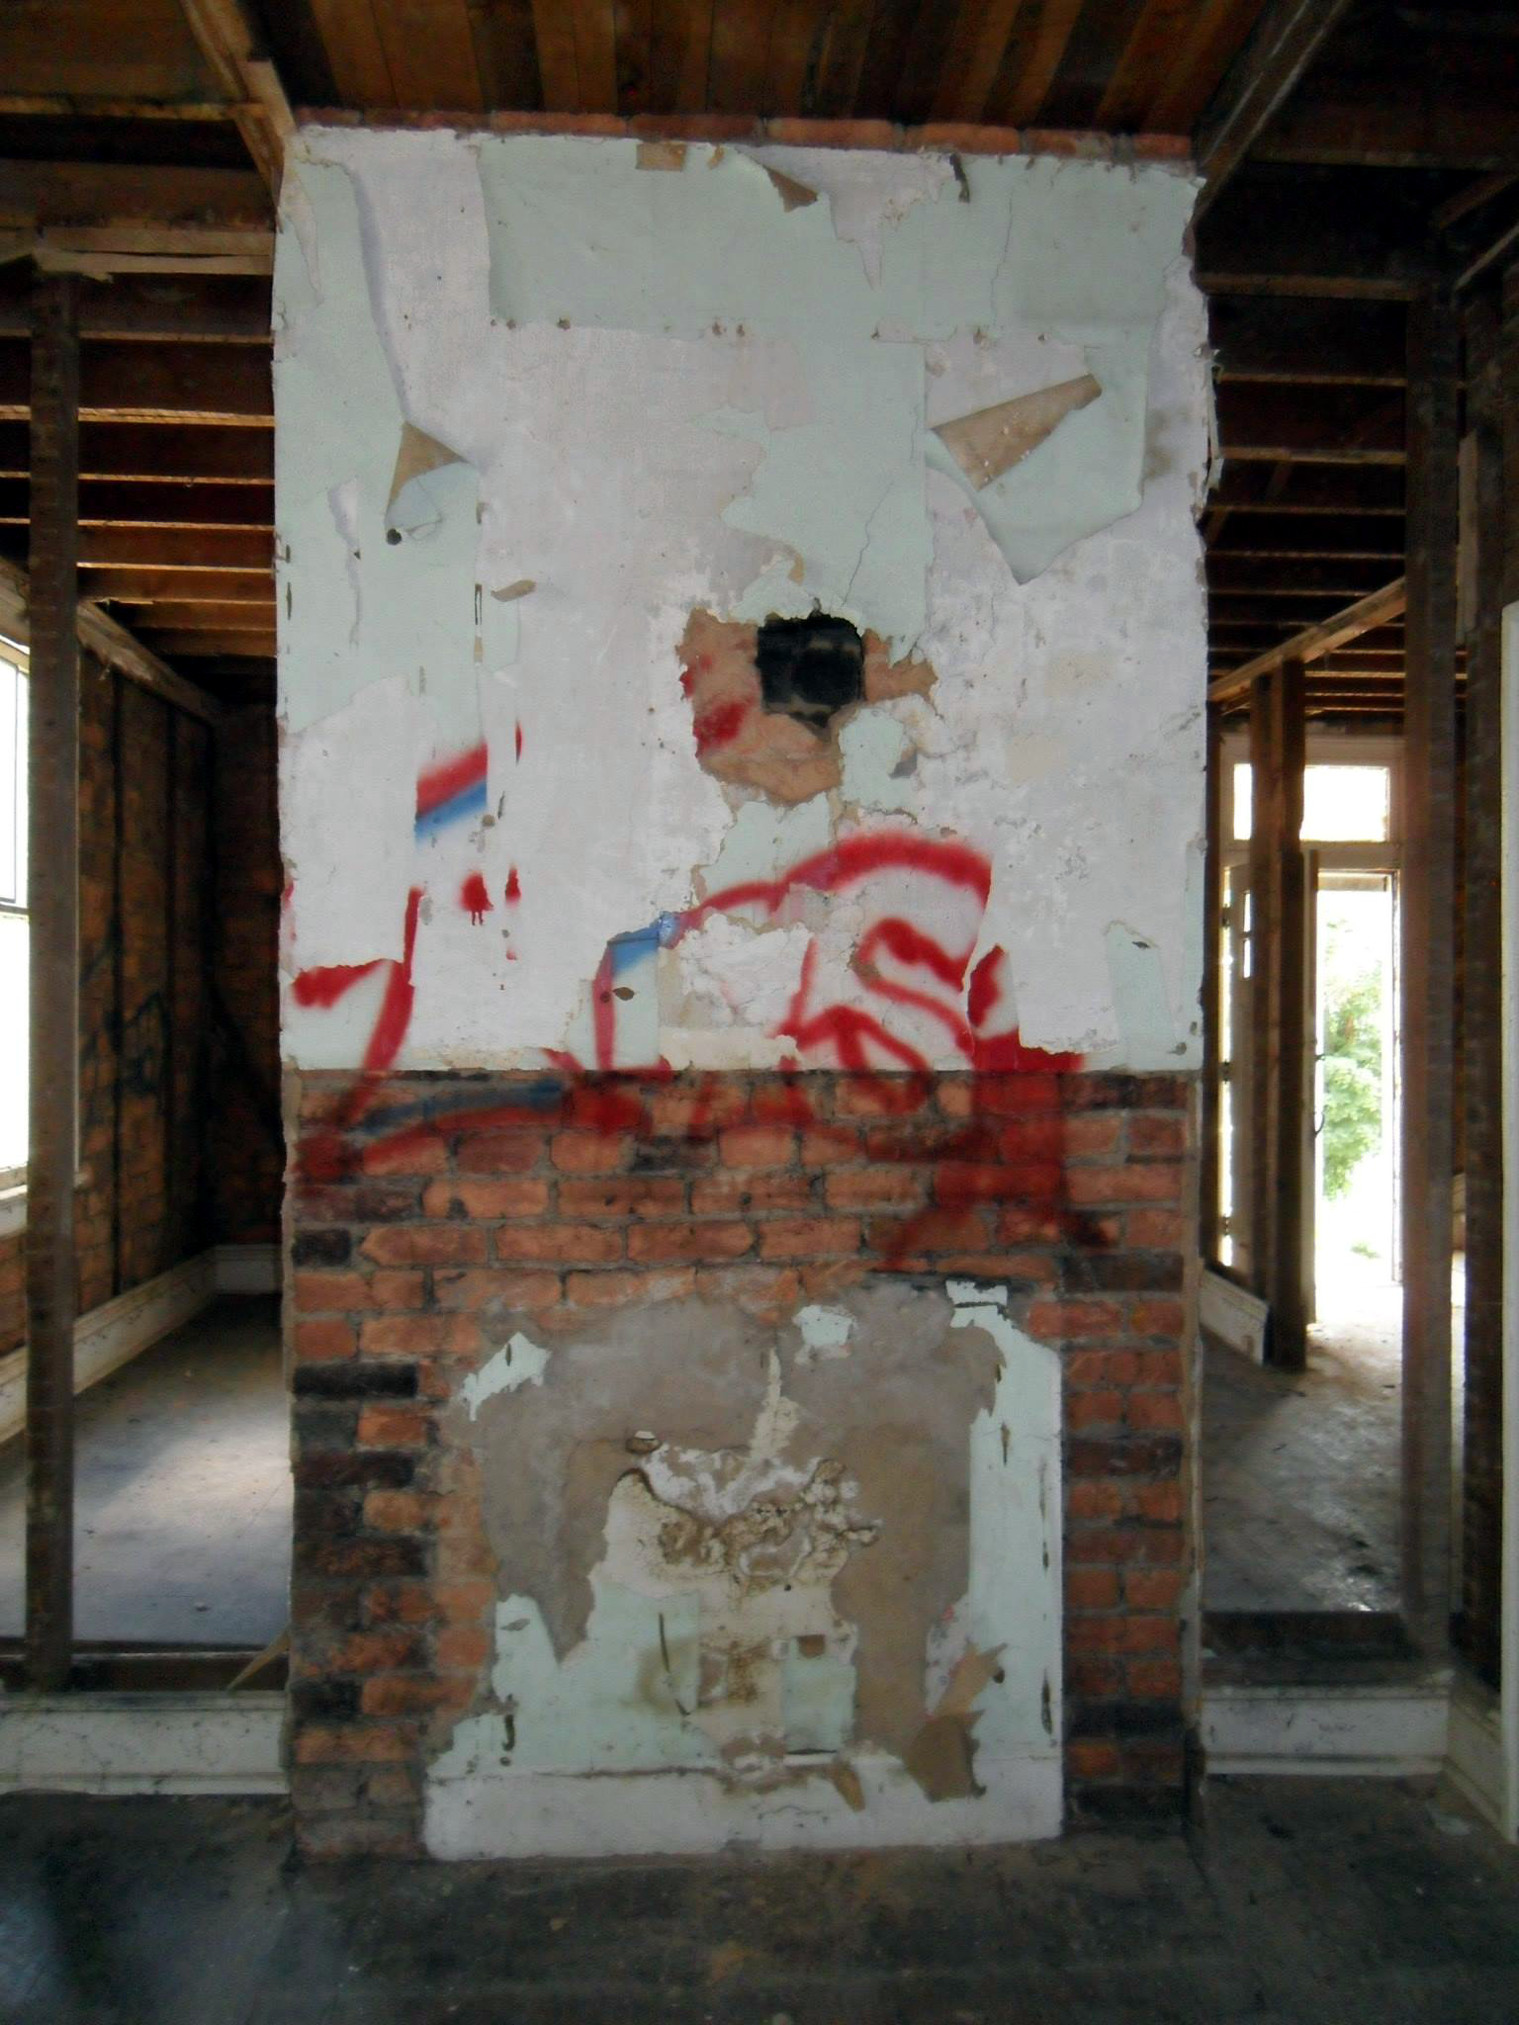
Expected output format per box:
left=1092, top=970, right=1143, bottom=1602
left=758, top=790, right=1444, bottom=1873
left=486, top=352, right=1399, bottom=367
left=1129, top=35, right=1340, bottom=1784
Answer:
left=414, top=778, right=488, bottom=840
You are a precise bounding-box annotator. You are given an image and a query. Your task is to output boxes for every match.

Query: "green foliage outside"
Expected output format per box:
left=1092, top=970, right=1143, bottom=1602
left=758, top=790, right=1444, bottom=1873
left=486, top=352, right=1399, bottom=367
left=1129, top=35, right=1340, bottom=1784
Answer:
left=1319, top=911, right=1383, bottom=1202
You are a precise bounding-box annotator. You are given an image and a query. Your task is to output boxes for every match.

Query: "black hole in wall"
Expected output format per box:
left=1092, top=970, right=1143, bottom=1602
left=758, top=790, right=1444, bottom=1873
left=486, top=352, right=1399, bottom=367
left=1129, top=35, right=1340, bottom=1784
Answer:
left=755, top=614, right=864, bottom=731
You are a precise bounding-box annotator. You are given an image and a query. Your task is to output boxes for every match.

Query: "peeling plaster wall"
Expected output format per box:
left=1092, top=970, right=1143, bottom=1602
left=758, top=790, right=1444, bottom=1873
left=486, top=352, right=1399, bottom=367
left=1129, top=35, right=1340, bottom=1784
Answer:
left=274, top=132, right=1208, bottom=1077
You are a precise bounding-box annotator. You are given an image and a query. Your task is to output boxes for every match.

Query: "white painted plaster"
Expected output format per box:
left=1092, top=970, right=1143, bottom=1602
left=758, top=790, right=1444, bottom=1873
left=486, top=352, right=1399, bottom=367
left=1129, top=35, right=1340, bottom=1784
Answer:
left=461, top=1331, right=550, bottom=1417
left=276, top=131, right=1207, bottom=1071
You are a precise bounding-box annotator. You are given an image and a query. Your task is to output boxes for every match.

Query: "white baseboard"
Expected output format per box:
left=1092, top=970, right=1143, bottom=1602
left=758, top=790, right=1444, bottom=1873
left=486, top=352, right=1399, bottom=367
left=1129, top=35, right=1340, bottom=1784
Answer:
left=213, top=1243, right=281, bottom=1294
left=425, top=1752, right=1062, bottom=1861
left=1204, top=1682, right=1449, bottom=1777
left=0, top=1252, right=217, bottom=1448
left=0, top=1691, right=286, bottom=1794
left=1199, top=1269, right=1268, bottom=1363
left=1445, top=1676, right=1509, bottom=1833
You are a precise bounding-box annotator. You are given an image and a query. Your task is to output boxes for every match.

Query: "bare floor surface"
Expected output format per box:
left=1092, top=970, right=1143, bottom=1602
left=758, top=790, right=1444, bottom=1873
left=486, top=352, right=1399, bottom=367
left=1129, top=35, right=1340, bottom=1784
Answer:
left=1203, top=1274, right=1400, bottom=1613
left=0, top=1297, right=289, bottom=1646
left=2, top=1780, right=1517, bottom=2022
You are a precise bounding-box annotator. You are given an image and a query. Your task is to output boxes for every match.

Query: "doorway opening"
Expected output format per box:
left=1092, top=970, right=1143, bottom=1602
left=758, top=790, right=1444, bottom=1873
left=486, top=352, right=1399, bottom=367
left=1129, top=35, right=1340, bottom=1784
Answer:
left=1203, top=739, right=1407, bottom=1622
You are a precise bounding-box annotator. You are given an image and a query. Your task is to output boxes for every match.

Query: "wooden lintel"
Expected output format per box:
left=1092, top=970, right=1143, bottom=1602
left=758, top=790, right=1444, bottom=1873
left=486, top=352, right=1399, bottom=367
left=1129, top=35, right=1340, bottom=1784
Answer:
left=1207, top=578, right=1407, bottom=703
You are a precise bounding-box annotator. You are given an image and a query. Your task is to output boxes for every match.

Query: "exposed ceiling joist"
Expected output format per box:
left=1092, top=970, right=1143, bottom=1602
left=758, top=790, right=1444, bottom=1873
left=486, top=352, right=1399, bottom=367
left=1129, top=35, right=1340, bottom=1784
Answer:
left=176, top=0, right=294, bottom=196
left=1192, top=0, right=1355, bottom=220
left=1208, top=577, right=1408, bottom=702
left=0, top=159, right=271, bottom=274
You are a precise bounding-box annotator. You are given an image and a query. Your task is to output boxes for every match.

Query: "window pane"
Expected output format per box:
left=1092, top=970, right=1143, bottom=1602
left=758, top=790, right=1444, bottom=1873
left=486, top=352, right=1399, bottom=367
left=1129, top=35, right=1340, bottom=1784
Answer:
left=1302, top=765, right=1389, bottom=841
left=1230, top=761, right=1390, bottom=844
left=0, top=910, right=26, bottom=1174
left=0, top=657, right=21, bottom=907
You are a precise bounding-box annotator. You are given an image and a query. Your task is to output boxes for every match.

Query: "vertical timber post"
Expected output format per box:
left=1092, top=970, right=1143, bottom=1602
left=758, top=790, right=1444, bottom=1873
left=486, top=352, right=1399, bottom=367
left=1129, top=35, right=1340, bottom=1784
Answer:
left=1271, top=655, right=1308, bottom=1370
left=24, top=270, right=80, bottom=1692
left=1460, top=285, right=1505, bottom=1683
left=1200, top=703, right=1223, bottom=1262
left=1402, top=286, right=1459, bottom=1647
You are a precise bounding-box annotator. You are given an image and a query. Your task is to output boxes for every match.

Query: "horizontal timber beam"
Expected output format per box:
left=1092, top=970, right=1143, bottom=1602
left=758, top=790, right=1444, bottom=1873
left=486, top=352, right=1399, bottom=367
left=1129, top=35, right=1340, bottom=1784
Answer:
left=0, top=479, right=274, bottom=530
left=82, top=567, right=273, bottom=604
left=1208, top=577, right=1407, bottom=703
left=1209, top=297, right=1406, bottom=386
left=139, top=628, right=275, bottom=657
left=0, top=161, right=271, bottom=274
left=0, top=341, right=271, bottom=425
left=77, top=525, right=270, bottom=570
left=1208, top=465, right=1405, bottom=514
left=1192, top=0, right=1356, bottom=220
left=0, top=422, right=272, bottom=482
left=0, top=271, right=270, bottom=342
left=0, top=554, right=218, bottom=722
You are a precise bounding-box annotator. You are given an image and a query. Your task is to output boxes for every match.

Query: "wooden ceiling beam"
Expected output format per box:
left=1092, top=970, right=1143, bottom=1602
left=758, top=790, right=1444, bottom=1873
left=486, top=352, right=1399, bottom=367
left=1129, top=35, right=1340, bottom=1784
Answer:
left=0, top=554, right=219, bottom=722
left=1208, top=575, right=1406, bottom=702
left=1208, top=513, right=1404, bottom=558
left=0, top=479, right=273, bottom=530
left=1254, top=90, right=1519, bottom=173
left=0, top=270, right=270, bottom=343
left=1216, top=382, right=1404, bottom=463
left=1209, top=557, right=1393, bottom=595
left=138, top=626, right=275, bottom=657
left=176, top=0, right=295, bottom=195
left=82, top=566, right=272, bottom=603
left=0, top=421, right=271, bottom=483
left=1208, top=296, right=1405, bottom=385
left=0, top=339, right=270, bottom=425
left=75, top=525, right=270, bottom=569
left=0, top=160, right=271, bottom=274
left=1208, top=463, right=1405, bottom=514
left=1191, top=0, right=1355, bottom=220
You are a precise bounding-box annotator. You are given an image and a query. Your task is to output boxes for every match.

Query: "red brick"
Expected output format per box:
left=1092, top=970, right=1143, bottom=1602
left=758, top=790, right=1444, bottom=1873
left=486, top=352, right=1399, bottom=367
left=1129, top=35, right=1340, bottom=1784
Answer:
left=434, top=1579, right=497, bottom=1620
left=361, top=1226, right=486, bottom=1267
left=1066, top=1390, right=1124, bottom=1431
left=495, top=1222, right=625, bottom=1263
left=1126, top=1208, right=1187, bottom=1247
left=646, top=1086, right=747, bottom=1135
left=360, top=1130, right=448, bottom=1176
left=1130, top=1298, right=1186, bottom=1337
left=974, top=1074, right=1061, bottom=1116
left=998, top=1116, right=1065, bottom=1158
left=870, top=1207, right=984, bottom=1255
left=294, top=1318, right=356, bottom=1363
left=1068, top=1480, right=1124, bottom=1522
left=358, top=1314, right=479, bottom=1357
left=564, top=1267, right=697, bottom=1306
left=1067, top=1614, right=1180, bottom=1657
left=422, top=1177, right=551, bottom=1219
left=369, top=1270, right=427, bottom=1310
left=719, top=1124, right=796, bottom=1168
left=457, top=1130, right=543, bottom=1173
left=1130, top=1115, right=1186, bottom=1157
left=1066, top=1568, right=1120, bottom=1609
left=556, top=1177, right=686, bottom=1218
left=801, top=1125, right=860, bottom=1165
left=292, top=1726, right=411, bottom=1764
left=364, top=1489, right=436, bottom=1533
left=1127, top=1389, right=1184, bottom=1432
left=824, top=1168, right=923, bottom=1210
left=695, top=1265, right=804, bottom=1318
left=433, top=1268, right=560, bottom=1312
left=550, top=1131, right=631, bottom=1174
left=436, top=1626, right=491, bottom=1670
left=1125, top=1568, right=1187, bottom=1610
left=1066, top=1740, right=1122, bottom=1781
left=329, top=1631, right=421, bottom=1674
left=1062, top=1114, right=1122, bottom=1158
left=361, top=1677, right=473, bottom=1716
left=759, top=1217, right=862, bottom=1261
left=294, top=1270, right=371, bottom=1313
left=1026, top=1298, right=1126, bottom=1341
left=1134, top=1483, right=1185, bottom=1525
left=357, top=1406, right=430, bottom=1448
left=910, top=121, right=1021, bottom=155
left=1127, top=1659, right=1184, bottom=1699
left=765, top=115, right=901, bottom=149
left=628, top=1220, right=754, bottom=1263
left=1067, top=1162, right=1184, bottom=1207
left=691, top=1172, right=815, bottom=1214
left=749, top=1081, right=817, bottom=1126
left=1067, top=1349, right=1144, bottom=1389
left=1069, top=1657, right=1125, bottom=1699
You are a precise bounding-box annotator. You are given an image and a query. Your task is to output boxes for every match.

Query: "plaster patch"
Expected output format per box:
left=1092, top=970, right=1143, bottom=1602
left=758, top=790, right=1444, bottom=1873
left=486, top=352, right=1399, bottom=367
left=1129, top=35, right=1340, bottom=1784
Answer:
left=462, top=1331, right=551, bottom=1417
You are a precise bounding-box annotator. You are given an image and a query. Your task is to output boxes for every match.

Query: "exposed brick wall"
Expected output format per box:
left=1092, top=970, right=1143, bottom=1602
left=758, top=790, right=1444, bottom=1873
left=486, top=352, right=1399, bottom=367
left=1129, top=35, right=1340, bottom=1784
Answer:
left=0, top=666, right=282, bottom=1359
left=286, top=1066, right=1195, bottom=1858
left=208, top=696, right=283, bottom=1249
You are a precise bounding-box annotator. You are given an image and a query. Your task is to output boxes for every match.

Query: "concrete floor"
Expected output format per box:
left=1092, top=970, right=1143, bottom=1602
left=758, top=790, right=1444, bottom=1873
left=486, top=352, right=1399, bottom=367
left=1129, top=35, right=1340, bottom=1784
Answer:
left=2, top=1780, right=1517, bottom=2022
left=1202, top=1272, right=1401, bottom=1614
left=0, top=1297, right=290, bottom=1647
